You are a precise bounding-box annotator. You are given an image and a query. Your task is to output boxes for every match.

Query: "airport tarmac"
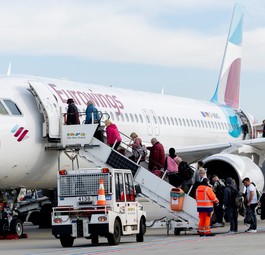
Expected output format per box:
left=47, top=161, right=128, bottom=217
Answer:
left=1, top=202, right=265, bottom=255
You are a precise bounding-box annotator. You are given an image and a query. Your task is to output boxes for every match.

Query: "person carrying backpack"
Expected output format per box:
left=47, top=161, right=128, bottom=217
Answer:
left=242, top=177, right=258, bottom=233
left=211, top=175, right=225, bottom=227
left=224, top=177, right=239, bottom=234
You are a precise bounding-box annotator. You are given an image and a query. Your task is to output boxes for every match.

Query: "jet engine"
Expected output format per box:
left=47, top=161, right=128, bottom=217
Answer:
left=203, top=153, right=264, bottom=192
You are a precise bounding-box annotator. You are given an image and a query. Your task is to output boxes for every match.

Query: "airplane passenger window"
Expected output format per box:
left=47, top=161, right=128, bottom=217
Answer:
left=218, top=122, right=221, bottom=129
left=174, top=118, right=178, bottom=126
left=152, top=115, right=157, bottom=124
left=204, top=120, right=208, bottom=128
left=214, top=122, right=218, bottom=129
left=211, top=121, right=214, bottom=129
left=166, top=117, right=170, bottom=125
left=3, top=100, right=22, bottom=115
left=130, top=113, right=134, bottom=122
left=170, top=117, right=174, bottom=125
left=190, top=119, right=193, bottom=127
left=120, top=113, right=124, bottom=122
left=134, top=114, right=139, bottom=123
left=182, top=118, right=186, bottom=126
left=125, top=113, right=129, bottom=122
left=139, top=114, right=143, bottom=123
left=193, top=120, right=197, bottom=127
left=0, top=101, right=8, bottom=115
left=221, top=122, right=224, bottom=129
left=158, top=116, right=162, bottom=125
left=197, top=120, right=201, bottom=128
left=110, top=112, right=114, bottom=120
left=178, top=118, right=182, bottom=126
left=162, top=116, right=166, bottom=125
left=115, top=112, right=120, bottom=121
left=186, top=119, right=190, bottom=127
left=201, top=120, right=204, bottom=128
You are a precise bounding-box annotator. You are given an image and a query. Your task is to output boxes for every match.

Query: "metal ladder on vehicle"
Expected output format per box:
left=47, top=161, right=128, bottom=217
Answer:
left=75, top=134, right=198, bottom=230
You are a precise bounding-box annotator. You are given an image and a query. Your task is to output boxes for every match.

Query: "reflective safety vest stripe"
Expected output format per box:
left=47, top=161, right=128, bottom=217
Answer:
left=196, top=185, right=218, bottom=208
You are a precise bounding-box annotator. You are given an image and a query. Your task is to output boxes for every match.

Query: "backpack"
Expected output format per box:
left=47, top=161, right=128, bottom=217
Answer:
left=235, top=193, right=244, bottom=209
left=178, top=161, right=194, bottom=181
left=228, top=186, right=243, bottom=209
left=251, top=182, right=261, bottom=202
left=133, top=144, right=147, bottom=158
left=214, top=180, right=225, bottom=199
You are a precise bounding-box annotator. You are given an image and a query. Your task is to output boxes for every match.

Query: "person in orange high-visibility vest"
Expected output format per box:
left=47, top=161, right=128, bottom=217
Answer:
left=196, top=178, right=219, bottom=236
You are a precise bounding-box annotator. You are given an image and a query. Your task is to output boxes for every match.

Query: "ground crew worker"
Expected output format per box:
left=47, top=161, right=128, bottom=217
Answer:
left=196, top=178, right=219, bottom=236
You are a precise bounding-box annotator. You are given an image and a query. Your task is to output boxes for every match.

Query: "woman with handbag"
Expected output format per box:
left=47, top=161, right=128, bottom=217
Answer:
left=128, top=132, right=146, bottom=162
left=164, top=148, right=182, bottom=187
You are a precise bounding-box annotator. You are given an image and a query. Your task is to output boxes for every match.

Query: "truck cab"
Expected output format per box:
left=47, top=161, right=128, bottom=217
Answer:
left=51, top=167, right=146, bottom=247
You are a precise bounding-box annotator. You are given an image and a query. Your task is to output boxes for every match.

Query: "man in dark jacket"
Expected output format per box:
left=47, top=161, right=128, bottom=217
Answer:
left=224, top=177, right=239, bottom=233
left=211, top=175, right=225, bottom=227
left=147, top=138, right=165, bottom=171
left=66, top=98, right=79, bottom=125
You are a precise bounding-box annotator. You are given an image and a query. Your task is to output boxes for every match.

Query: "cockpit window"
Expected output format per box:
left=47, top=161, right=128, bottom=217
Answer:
left=3, top=100, right=22, bottom=115
left=0, top=101, right=8, bottom=115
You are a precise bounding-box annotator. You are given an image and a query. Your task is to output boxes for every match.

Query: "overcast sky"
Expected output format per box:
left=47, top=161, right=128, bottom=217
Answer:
left=0, top=0, right=265, bottom=121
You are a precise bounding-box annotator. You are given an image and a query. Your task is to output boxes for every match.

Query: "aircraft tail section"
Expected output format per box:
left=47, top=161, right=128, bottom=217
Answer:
left=211, top=3, right=244, bottom=109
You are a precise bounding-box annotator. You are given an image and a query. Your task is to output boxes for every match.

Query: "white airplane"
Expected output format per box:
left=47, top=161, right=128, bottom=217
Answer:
left=0, top=3, right=264, bottom=194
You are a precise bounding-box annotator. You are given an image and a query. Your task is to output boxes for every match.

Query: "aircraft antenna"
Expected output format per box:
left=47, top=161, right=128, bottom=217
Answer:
left=161, top=86, right=164, bottom=95
left=7, top=63, right=12, bottom=76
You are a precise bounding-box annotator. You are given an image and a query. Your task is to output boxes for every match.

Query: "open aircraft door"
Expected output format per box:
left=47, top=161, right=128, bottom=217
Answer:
left=28, top=81, right=60, bottom=141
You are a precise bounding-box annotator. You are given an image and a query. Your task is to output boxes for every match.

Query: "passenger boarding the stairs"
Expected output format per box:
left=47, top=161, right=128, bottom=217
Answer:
left=85, top=100, right=99, bottom=124
left=190, top=161, right=206, bottom=198
left=105, top=119, right=122, bottom=151
left=127, top=132, right=146, bottom=162
left=65, top=98, right=80, bottom=125
left=146, top=138, right=165, bottom=172
left=164, top=148, right=182, bottom=188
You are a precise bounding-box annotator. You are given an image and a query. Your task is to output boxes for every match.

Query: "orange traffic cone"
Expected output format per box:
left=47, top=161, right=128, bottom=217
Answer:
left=97, top=178, right=106, bottom=206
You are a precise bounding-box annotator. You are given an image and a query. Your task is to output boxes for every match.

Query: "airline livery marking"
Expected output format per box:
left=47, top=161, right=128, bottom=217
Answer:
left=11, top=125, right=29, bottom=142
left=48, top=84, right=124, bottom=115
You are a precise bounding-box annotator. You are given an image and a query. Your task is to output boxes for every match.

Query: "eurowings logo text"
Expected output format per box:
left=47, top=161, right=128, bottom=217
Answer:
left=11, top=125, right=29, bottom=142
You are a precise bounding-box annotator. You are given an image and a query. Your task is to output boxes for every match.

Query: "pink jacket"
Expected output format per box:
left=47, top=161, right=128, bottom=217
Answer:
left=106, top=124, right=122, bottom=145
left=166, top=156, right=178, bottom=173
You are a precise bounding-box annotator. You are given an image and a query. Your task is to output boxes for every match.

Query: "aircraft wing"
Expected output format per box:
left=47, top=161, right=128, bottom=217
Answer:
left=175, top=138, right=265, bottom=165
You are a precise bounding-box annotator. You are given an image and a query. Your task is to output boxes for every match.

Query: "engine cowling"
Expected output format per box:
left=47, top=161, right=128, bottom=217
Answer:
left=203, top=153, right=264, bottom=192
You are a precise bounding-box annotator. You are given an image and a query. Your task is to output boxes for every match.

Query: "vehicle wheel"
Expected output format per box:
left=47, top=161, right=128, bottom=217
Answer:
left=10, top=218, right=23, bottom=237
left=60, top=235, right=74, bottom=247
left=91, top=234, right=99, bottom=245
left=174, top=228, right=181, bottom=235
left=136, top=217, right=146, bottom=242
left=107, top=219, right=121, bottom=245
left=0, top=219, right=8, bottom=235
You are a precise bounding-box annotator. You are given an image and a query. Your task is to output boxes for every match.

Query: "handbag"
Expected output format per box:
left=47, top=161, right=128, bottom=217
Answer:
left=244, top=207, right=253, bottom=224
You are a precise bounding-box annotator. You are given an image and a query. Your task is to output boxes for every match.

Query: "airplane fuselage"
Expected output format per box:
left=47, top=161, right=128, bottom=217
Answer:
left=0, top=75, right=245, bottom=188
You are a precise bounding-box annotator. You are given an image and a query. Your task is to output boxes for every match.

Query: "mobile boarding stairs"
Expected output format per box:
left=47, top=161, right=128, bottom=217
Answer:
left=49, top=123, right=199, bottom=235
